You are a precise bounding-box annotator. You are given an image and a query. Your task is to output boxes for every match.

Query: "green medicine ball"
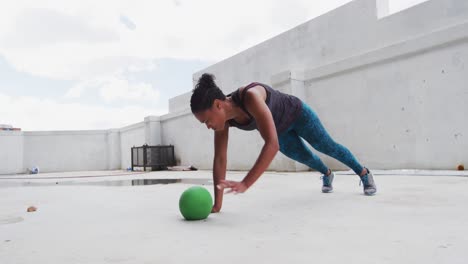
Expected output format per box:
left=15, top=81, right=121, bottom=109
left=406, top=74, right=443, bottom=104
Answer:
left=179, top=186, right=213, bottom=220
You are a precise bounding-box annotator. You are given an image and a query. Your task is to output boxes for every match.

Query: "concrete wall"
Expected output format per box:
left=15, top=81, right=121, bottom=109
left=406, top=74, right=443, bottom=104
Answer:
left=22, top=130, right=109, bottom=173
left=160, top=109, right=301, bottom=171
left=302, top=34, right=468, bottom=170
left=119, top=122, right=145, bottom=170
left=0, top=131, right=23, bottom=174
left=0, top=117, right=162, bottom=174
left=1, top=0, right=466, bottom=174
left=161, top=110, right=211, bottom=168
left=119, top=116, right=162, bottom=170
left=190, top=0, right=468, bottom=88
left=164, top=0, right=468, bottom=171
left=106, top=129, right=121, bottom=170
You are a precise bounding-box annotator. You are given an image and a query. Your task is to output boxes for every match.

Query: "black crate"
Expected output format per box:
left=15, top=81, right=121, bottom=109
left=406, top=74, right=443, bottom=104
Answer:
left=131, top=144, right=176, bottom=171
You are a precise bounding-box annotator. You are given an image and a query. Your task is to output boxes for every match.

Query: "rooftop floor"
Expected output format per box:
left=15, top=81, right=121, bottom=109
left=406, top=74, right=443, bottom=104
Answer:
left=1, top=170, right=467, bottom=264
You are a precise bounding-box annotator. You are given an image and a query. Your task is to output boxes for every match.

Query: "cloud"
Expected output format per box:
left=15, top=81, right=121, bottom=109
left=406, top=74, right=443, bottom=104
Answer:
left=0, top=0, right=363, bottom=131
left=98, top=75, right=160, bottom=103
left=119, top=14, right=136, bottom=30
left=1, top=8, right=119, bottom=48
left=0, top=92, right=164, bottom=131
left=75, top=56, right=157, bottom=79
left=0, top=0, right=343, bottom=81
left=66, top=74, right=160, bottom=104
left=64, top=85, right=84, bottom=99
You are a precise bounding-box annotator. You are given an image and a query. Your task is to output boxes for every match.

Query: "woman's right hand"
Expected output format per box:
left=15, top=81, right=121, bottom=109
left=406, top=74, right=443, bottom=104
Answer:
left=211, top=204, right=222, bottom=213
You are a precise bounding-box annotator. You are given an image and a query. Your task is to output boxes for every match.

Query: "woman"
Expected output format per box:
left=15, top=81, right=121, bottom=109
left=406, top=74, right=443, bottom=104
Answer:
left=190, top=73, right=376, bottom=213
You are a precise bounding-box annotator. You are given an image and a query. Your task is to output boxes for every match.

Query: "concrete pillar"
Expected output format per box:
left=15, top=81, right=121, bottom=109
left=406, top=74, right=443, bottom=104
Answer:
left=270, top=70, right=309, bottom=172
left=106, top=129, right=121, bottom=170
left=144, top=116, right=162, bottom=145
left=376, top=0, right=390, bottom=18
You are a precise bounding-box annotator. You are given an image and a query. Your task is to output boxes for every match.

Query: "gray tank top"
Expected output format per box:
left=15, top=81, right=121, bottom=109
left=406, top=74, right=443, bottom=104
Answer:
left=227, top=82, right=302, bottom=134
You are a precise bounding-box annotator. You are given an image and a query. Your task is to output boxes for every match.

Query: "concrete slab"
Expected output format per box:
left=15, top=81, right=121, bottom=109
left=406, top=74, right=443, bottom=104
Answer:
left=1, top=170, right=467, bottom=264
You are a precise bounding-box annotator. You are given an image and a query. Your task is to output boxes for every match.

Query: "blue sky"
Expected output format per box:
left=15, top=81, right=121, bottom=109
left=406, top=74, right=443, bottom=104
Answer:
left=0, top=0, right=428, bottom=131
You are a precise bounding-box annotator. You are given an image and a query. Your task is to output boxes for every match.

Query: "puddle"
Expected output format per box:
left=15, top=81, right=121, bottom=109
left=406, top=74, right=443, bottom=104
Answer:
left=0, top=216, right=24, bottom=225
left=0, top=178, right=212, bottom=188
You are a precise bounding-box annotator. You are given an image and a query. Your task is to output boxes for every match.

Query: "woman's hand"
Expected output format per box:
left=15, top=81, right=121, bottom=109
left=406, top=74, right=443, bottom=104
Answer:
left=211, top=204, right=222, bottom=213
left=217, top=180, right=249, bottom=194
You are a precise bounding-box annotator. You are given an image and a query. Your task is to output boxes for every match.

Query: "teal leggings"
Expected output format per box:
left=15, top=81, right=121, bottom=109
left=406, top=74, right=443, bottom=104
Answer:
left=278, top=102, right=364, bottom=175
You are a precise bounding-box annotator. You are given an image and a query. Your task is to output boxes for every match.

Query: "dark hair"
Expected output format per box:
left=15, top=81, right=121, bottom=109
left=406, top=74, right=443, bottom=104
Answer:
left=190, top=73, right=226, bottom=113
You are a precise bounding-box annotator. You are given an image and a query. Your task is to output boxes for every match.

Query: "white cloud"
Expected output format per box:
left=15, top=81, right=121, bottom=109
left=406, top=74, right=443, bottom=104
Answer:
left=74, top=56, right=157, bottom=79
left=65, top=73, right=160, bottom=103
left=0, top=0, right=352, bottom=80
left=1, top=8, right=119, bottom=48
left=64, top=85, right=85, bottom=99
left=0, top=0, right=359, bottom=131
left=0, top=92, right=164, bottom=131
left=98, top=75, right=160, bottom=103
left=119, top=14, right=136, bottom=31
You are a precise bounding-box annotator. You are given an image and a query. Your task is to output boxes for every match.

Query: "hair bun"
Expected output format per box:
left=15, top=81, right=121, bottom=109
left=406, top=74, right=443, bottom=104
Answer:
left=197, top=73, right=216, bottom=88
left=191, top=73, right=225, bottom=113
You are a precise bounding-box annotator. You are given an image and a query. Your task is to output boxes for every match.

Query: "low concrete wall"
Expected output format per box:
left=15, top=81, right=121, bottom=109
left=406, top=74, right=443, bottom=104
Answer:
left=163, top=0, right=468, bottom=171
left=300, top=27, right=468, bottom=170
left=0, top=131, right=24, bottom=174
left=0, top=0, right=466, bottom=174
left=22, top=130, right=108, bottom=173
left=0, top=117, right=162, bottom=174
left=119, top=122, right=145, bottom=171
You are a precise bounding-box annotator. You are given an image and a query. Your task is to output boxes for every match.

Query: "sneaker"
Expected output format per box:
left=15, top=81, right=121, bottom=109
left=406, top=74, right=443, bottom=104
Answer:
left=321, top=171, right=334, bottom=193
left=360, top=168, right=377, bottom=196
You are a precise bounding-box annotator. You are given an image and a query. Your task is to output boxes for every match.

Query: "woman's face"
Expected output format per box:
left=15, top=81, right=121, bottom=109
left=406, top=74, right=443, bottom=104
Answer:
left=194, top=99, right=226, bottom=131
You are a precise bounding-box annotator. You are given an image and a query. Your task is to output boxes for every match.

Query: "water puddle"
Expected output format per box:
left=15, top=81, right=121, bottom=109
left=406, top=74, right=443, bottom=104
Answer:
left=0, top=216, right=24, bottom=225
left=0, top=178, right=212, bottom=188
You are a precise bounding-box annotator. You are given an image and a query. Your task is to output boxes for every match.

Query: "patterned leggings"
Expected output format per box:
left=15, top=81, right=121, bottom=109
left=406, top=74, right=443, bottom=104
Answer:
left=278, top=102, right=364, bottom=175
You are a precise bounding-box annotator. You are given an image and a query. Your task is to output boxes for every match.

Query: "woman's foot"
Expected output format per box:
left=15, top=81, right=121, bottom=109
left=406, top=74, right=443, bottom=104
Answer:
left=321, top=169, right=334, bottom=193
left=360, top=168, right=377, bottom=195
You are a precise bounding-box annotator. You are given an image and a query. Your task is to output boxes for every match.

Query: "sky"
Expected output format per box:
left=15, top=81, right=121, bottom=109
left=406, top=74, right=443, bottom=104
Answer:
left=0, top=0, right=429, bottom=131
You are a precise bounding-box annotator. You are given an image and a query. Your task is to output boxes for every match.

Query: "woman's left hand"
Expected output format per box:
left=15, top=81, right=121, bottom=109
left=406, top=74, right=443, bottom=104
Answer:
left=217, top=180, right=249, bottom=194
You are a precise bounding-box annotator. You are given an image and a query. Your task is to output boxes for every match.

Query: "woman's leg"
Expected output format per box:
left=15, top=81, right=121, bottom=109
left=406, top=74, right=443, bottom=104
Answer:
left=293, top=103, right=365, bottom=176
left=278, top=129, right=329, bottom=175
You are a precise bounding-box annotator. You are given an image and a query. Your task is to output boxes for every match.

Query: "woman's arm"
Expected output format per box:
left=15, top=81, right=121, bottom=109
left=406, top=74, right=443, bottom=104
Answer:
left=212, top=122, right=229, bottom=212
left=218, top=87, right=279, bottom=193
left=241, top=88, right=279, bottom=188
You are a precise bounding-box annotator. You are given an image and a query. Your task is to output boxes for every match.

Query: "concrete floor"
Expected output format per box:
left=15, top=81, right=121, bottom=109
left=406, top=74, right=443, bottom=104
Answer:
left=0, top=170, right=467, bottom=264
